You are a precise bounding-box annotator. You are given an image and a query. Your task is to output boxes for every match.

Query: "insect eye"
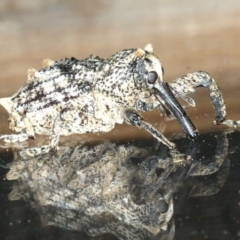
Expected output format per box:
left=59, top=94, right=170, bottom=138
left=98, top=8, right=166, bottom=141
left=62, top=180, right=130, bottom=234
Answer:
left=148, top=71, right=158, bottom=84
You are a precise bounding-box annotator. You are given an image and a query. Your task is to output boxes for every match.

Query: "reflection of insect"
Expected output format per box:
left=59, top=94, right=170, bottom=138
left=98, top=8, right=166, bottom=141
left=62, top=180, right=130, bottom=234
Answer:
left=0, top=44, right=238, bottom=151
left=6, top=132, right=229, bottom=239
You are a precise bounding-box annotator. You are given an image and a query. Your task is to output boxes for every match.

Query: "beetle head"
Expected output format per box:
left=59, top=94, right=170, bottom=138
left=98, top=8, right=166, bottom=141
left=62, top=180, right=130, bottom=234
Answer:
left=133, top=45, right=198, bottom=138
left=133, top=44, right=164, bottom=90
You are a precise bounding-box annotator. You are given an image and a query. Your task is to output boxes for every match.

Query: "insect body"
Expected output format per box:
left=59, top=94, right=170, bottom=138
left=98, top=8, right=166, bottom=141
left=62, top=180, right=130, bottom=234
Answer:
left=0, top=44, right=238, bottom=151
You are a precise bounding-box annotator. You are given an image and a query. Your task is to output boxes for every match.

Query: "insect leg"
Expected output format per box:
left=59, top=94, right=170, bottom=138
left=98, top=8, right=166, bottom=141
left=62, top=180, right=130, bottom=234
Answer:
left=49, top=112, right=62, bottom=149
left=221, top=119, right=240, bottom=128
left=169, top=71, right=226, bottom=125
left=124, top=110, right=175, bottom=149
left=49, top=108, right=83, bottom=149
left=0, top=133, right=28, bottom=143
left=21, top=112, right=64, bottom=156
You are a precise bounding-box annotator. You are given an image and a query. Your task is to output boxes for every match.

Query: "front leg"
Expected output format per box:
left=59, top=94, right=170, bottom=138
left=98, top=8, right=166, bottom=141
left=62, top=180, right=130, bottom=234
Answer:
left=169, top=71, right=227, bottom=125
left=169, top=71, right=240, bottom=128
left=124, top=110, right=175, bottom=149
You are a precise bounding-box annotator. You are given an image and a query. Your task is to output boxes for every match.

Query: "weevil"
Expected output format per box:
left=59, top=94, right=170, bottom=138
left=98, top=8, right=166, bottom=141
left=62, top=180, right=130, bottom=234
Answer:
left=0, top=44, right=238, bottom=153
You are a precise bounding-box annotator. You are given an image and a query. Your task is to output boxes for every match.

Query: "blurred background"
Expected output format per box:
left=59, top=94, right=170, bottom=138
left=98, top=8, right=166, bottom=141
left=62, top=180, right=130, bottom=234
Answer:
left=0, top=0, right=239, bottom=140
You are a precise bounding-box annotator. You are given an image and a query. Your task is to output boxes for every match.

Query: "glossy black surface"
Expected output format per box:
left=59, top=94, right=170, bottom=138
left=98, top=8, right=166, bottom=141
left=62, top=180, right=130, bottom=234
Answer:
left=0, top=131, right=240, bottom=240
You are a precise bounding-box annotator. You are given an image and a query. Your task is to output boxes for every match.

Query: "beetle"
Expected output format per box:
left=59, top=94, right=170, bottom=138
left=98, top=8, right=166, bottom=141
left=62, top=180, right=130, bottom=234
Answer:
left=0, top=44, right=238, bottom=153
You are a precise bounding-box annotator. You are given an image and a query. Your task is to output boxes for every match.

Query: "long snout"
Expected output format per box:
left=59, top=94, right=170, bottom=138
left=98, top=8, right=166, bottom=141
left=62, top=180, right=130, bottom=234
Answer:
left=153, top=81, right=198, bottom=138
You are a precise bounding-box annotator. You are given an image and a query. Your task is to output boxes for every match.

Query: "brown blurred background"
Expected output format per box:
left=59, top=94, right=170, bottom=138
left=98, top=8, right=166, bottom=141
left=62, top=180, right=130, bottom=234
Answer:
left=0, top=0, right=240, bottom=141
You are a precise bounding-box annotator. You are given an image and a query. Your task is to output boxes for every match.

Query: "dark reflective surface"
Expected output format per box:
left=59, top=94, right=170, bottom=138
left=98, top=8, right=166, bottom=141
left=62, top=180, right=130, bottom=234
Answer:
left=1, top=131, right=240, bottom=240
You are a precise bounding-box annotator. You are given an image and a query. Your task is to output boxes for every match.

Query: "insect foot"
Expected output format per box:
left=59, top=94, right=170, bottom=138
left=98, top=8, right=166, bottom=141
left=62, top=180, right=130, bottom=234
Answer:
left=0, top=133, right=28, bottom=143
left=19, top=145, right=52, bottom=158
left=221, top=119, right=240, bottom=128
left=0, top=45, right=238, bottom=152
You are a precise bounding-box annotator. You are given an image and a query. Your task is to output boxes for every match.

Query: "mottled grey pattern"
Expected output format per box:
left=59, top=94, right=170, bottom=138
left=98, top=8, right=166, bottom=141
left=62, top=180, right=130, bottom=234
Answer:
left=0, top=44, right=238, bottom=153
